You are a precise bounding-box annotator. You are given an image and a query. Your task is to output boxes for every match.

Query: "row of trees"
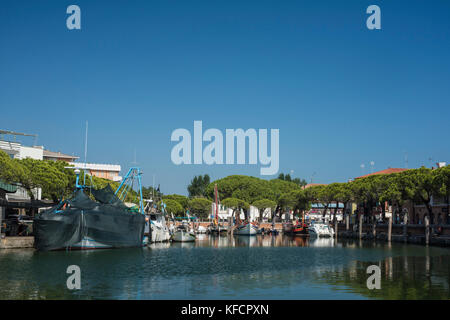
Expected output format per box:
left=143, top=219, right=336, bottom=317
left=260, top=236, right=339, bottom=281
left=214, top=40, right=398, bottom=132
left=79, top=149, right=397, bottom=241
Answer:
left=178, top=166, right=449, bottom=224
left=4, top=146, right=446, bottom=225
left=0, top=150, right=139, bottom=204
left=277, top=173, right=308, bottom=187
left=159, top=195, right=212, bottom=218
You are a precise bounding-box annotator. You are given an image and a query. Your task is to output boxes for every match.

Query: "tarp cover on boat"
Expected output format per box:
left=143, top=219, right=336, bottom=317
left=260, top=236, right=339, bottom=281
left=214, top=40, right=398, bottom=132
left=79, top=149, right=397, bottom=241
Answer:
left=33, top=187, right=145, bottom=251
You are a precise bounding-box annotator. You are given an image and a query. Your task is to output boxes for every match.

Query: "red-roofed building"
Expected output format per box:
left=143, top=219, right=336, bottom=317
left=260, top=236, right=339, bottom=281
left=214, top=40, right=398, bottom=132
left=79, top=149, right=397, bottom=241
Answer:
left=302, top=183, right=326, bottom=190
left=355, top=168, right=408, bottom=179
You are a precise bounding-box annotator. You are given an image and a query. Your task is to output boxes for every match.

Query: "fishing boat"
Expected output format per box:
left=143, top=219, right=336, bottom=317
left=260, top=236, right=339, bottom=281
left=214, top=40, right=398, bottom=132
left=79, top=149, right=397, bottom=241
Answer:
left=308, top=221, right=334, bottom=238
left=283, top=212, right=309, bottom=236
left=234, top=221, right=258, bottom=236
left=171, top=222, right=196, bottom=242
left=33, top=167, right=147, bottom=251
left=291, top=220, right=309, bottom=236
left=149, top=212, right=171, bottom=242
left=144, top=199, right=171, bottom=243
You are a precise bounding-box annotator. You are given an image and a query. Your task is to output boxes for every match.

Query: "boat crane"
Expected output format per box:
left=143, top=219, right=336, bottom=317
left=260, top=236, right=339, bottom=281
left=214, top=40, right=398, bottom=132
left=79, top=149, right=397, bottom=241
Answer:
left=115, top=167, right=145, bottom=215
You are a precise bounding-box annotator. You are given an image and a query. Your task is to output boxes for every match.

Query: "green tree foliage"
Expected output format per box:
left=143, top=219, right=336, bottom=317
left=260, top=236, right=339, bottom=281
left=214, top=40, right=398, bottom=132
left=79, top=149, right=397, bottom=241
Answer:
left=276, top=191, right=297, bottom=212
left=187, top=174, right=210, bottom=197
left=0, top=150, right=143, bottom=204
left=334, top=182, right=354, bottom=216
left=221, top=197, right=249, bottom=210
left=164, top=194, right=189, bottom=210
left=159, top=198, right=184, bottom=217
left=188, top=198, right=212, bottom=219
left=0, top=152, right=69, bottom=201
left=399, top=167, right=443, bottom=223
left=291, top=190, right=312, bottom=215
left=278, top=172, right=307, bottom=187
left=142, top=186, right=163, bottom=200
left=204, top=175, right=301, bottom=204
left=0, top=151, right=25, bottom=183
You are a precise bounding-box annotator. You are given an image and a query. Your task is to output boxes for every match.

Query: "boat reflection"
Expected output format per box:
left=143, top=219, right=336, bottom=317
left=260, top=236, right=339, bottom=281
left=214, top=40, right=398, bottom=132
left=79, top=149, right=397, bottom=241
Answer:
left=233, top=235, right=257, bottom=247
left=309, top=238, right=338, bottom=247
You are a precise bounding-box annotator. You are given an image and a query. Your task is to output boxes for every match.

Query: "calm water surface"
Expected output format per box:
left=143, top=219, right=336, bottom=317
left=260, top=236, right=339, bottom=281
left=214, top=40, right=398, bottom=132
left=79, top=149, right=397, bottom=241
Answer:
left=0, top=235, right=449, bottom=299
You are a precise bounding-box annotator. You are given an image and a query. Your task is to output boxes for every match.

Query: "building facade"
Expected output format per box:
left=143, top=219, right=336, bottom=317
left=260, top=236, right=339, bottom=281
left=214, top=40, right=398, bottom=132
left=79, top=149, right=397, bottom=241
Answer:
left=68, top=162, right=122, bottom=182
left=43, top=150, right=79, bottom=162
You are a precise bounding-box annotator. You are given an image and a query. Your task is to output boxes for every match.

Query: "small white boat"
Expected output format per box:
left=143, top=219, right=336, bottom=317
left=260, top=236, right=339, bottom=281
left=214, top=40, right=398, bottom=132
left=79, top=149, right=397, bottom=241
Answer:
left=172, top=229, right=196, bottom=242
left=171, top=223, right=196, bottom=242
left=233, top=222, right=258, bottom=236
left=308, top=221, right=335, bottom=238
left=196, top=225, right=207, bottom=234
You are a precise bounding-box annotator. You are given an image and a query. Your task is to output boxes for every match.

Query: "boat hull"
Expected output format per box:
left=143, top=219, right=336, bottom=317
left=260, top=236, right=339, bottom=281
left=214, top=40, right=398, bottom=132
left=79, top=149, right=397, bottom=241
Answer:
left=234, top=223, right=258, bottom=236
left=150, top=224, right=171, bottom=242
left=283, top=222, right=309, bottom=236
left=62, top=235, right=148, bottom=250
left=309, top=224, right=334, bottom=238
left=171, top=230, right=196, bottom=242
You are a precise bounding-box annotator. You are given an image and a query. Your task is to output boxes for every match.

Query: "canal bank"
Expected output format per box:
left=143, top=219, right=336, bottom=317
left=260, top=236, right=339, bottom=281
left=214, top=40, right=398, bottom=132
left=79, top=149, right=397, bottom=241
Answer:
left=336, top=221, right=450, bottom=247
left=0, top=236, right=34, bottom=249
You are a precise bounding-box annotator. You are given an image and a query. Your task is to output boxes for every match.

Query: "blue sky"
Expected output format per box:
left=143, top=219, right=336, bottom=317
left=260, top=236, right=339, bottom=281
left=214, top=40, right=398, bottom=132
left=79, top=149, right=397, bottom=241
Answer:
left=1, top=0, right=449, bottom=195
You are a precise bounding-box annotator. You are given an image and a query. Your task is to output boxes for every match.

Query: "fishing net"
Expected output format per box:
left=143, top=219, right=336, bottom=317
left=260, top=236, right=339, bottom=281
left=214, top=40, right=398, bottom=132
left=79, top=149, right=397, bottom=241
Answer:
left=33, top=187, right=145, bottom=251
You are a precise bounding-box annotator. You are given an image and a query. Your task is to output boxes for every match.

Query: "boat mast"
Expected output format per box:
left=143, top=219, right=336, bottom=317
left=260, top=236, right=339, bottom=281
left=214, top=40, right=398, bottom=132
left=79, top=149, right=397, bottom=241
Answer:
left=214, top=183, right=219, bottom=226
left=84, top=120, right=88, bottom=186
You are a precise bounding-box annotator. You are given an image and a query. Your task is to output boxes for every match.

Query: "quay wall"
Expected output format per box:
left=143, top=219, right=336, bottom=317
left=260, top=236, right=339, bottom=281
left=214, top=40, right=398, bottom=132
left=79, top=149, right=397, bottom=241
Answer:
left=337, top=223, right=450, bottom=246
left=0, top=236, right=34, bottom=249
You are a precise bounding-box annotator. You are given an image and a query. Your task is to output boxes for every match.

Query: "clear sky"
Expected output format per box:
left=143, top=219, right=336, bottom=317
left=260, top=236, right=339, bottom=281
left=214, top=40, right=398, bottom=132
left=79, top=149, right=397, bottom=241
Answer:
left=1, top=0, right=449, bottom=195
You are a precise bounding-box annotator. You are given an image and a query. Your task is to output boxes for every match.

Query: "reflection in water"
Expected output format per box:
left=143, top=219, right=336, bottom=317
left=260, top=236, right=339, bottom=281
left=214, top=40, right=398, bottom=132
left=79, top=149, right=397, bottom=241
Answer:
left=1, top=235, right=450, bottom=299
left=314, top=250, right=450, bottom=299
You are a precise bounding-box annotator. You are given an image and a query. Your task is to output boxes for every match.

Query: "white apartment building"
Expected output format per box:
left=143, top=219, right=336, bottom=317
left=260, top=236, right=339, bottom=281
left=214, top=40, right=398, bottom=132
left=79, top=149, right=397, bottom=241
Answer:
left=68, top=162, right=122, bottom=182
left=0, top=140, right=44, bottom=160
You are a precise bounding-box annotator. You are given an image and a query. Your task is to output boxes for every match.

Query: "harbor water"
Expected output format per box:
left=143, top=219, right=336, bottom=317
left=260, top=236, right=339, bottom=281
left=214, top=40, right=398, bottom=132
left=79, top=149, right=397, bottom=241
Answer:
left=0, top=234, right=449, bottom=299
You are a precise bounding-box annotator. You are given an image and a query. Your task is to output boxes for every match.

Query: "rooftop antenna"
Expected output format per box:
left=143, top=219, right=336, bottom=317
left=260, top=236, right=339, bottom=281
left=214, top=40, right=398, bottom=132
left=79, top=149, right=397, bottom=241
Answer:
left=152, top=174, right=155, bottom=202
left=428, top=157, right=434, bottom=168
left=310, top=171, right=316, bottom=184
left=404, top=151, right=408, bottom=169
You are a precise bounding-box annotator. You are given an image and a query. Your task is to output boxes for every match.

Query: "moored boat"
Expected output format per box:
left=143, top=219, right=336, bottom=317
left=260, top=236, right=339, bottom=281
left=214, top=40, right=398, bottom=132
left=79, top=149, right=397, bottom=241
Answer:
left=233, top=221, right=258, bottom=236
left=283, top=220, right=309, bottom=236
left=308, top=221, right=334, bottom=238
left=33, top=167, right=147, bottom=251
left=292, top=221, right=309, bottom=236
left=171, top=223, right=196, bottom=242
left=149, top=212, right=171, bottom=242
left=196, top=225, right=207, bottom=234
